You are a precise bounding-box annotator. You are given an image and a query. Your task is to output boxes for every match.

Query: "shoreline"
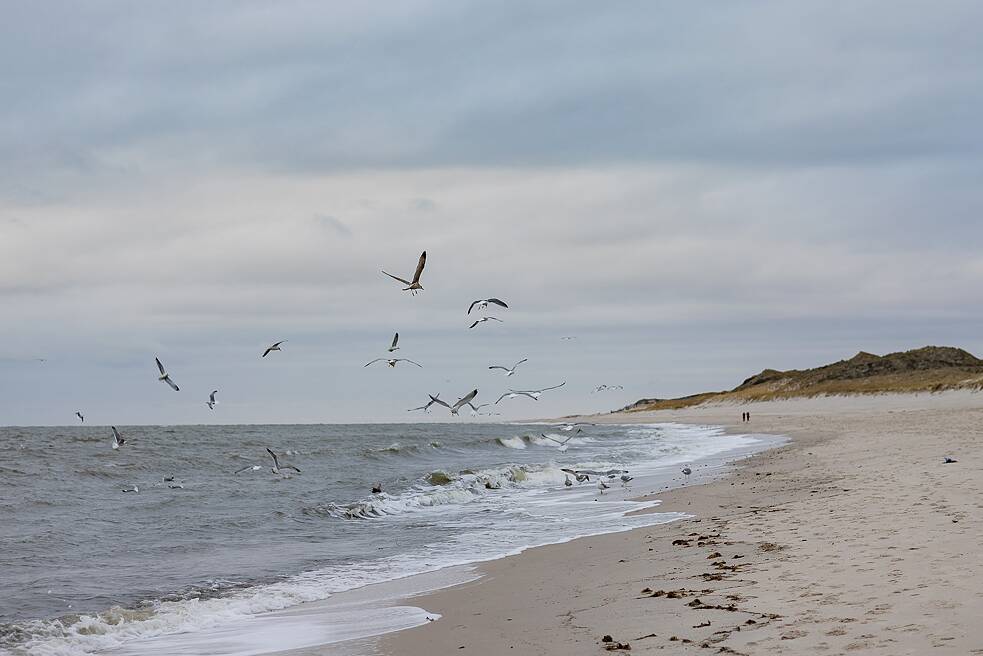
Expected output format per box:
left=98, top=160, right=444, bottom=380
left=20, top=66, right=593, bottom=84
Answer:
left=375, top=391, right=983, bottom=655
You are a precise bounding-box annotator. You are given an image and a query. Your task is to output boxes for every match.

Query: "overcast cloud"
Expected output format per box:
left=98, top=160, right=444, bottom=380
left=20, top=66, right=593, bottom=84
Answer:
left=2, top=1, right=982, bottom=425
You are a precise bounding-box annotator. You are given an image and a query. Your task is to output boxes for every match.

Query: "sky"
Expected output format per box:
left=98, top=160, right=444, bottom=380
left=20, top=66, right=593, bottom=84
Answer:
left=2, top=1, right=983, bottom=425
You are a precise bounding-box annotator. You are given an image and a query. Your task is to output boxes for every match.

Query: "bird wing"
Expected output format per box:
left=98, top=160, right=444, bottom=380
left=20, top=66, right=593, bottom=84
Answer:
left=112, top=426, right=122, bottom=442
left=234, top=465, right=256, bottom=475
left=391, top=332, right=399, bottom=349
left=381, top=270, right=412, bottom=285
left=399, top=359, right=423, bottom=368
left=411, top=251, right=427, bottom=284
left=164, top=377, right=180, bottom=391
left=407, top=404, right=428, bottom=411
left=453, top=389, right=478, bottom=411
left=540, top=433, right=573, bottom=446
left=429, top=396, right=451, bottom=409
left=486, top=317, right=503, bottom=323
left=467, top=300, right=480, bottom=315
left=488, top=365, right=509, bottom=371
left=494, top=392, right=512, bottom=404
left=209, top=391, right=217, bottom=403
left=486, top=298, right=509, bottom=309
left=538, top=382, right=566, bottom=392
left=468, top=320, right=480, bottom=329
left=155, top=357, right=166, bottom=375
left=266, top=448, right=280, bottom=469
left=283, top=465, right=301, bottom=473
left=364, top=358, right=386, bottom=367
left=512, top=358, right=528, bottom=368
left=262, top=347, right=273, bottom=357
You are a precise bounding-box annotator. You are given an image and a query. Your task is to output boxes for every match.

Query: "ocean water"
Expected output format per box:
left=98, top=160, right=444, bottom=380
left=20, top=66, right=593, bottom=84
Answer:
left=0, top=422, right=778, bottom=655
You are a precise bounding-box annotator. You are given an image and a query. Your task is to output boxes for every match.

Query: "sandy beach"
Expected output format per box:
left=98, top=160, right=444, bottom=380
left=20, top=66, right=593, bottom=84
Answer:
left=377, top=392, right=983, bottom=655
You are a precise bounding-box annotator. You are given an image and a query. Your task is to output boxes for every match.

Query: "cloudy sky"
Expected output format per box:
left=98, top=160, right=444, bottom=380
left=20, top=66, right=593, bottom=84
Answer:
left=2, top=1, right=982, bottom=425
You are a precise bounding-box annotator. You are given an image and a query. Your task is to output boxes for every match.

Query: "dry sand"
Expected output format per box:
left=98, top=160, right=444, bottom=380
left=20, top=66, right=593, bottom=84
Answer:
left=376, top=392, right=983, bottom=655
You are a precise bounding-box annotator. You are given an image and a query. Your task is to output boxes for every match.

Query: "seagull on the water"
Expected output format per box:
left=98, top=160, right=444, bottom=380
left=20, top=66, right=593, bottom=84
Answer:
left=206, top=390, right=218, bottom=410
left=155, top=357, right=179, bottom=391
left=267, top=448, right=301, bottom=475
left=382, top=250, right=427, bottom=294
left=76, top=411, right=84, bottom=423
left=111, top=426, right=125, bottom=450
left=372, top=483, right=383, bottom=494
left=597, top=479, right=610, bottom=493
left=388, top=332, right=400, bottom=352
left=431, top=389, right=479, bottom=416
left=121, top=485, right=139, bottom=493
left=262, top=340, right=286, bottom=358
left=467, top=298, right=509, bottom=315
left=364, top=358, right=423, bottom=368
left=469, top=316, right=503, bottom=330
left=620, top=474, right=633, bottom=486
left=408, top=393, right=444, bottom=412
left=488, top=358, right=527, bottom=377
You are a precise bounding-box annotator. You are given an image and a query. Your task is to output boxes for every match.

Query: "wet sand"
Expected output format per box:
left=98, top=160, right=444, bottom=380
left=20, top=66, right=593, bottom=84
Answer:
left=377, top=392, right=983, bottom=655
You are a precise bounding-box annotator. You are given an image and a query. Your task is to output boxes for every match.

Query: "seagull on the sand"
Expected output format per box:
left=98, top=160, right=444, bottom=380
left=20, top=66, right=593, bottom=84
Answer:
left=262, top=340, right=286, bottom=358
left=382, top=250, right=427, bottom=294
left=943, top=457, right=958, bottom=464
left=431, top=389, right=479, bottom=416
left=408, top=393, right=444, bottom=412
left=488, top=358, right=527, bottom=377
left=76, top=411, right=84, bottom=423
left=155, top=357, right=179, bottom=391
left=681, top=466, right=692, bottom=482
left=364, top=358, right=423, bottom=368
left=206, top=390, right=218, bottom=410
left=467, top=298, right=509, bottom=315
left=266, top=448, right=301, bottom=475
left=469, top=316, right=503, bottom=330
left=111, top=426, right=125, bottom=450
left=388, top=332, right=400, bottom=352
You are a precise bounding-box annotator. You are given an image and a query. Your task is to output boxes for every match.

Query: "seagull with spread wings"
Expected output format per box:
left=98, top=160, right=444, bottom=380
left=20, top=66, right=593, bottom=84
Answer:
left=496, top=382, right=566, bottom=404
left=408, top=393, right=444, bottom=412
left=469, top=316, right=503, bottom=330
left=488, top=358, right=527, bottom=377
left=262, top=341, right=286, bottom=358
left=430, top=389, right=479, bottom=416
left=206, top=390, right=218, bottom=410
left=467, top=298, right=508, bottom=315
left=155, top=357, right=179, bottom=391
left=365, top=358, right=423, bottom=369
left=76, top=411, right=84, bottom=423
left=266, top=448, right=301, bottom=475
left=382, top=251, right=427, bottom=294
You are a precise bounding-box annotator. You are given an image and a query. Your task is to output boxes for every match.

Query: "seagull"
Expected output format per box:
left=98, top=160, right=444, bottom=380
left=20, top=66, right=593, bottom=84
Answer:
left=111, top=426, right=125, bottom=450
left=206, top=390, right=218, bottom=410
left=388, top=332, right=400, bottom=352
left=121, top=485, right=139, bottom=493
left=76, top=411, right=84, bottom=423
left=469, top=317, right=503, bottom=330
left=467, top=298, right=509, bottom=315
left=431, top=389, right=479, bottom=416
left=496, top=382, right=566, bottom=403
left=943, top=457, right=958, bottom=464
left=372, top=483, right=383, bottom=494
left=620, top=474, right=633, bottom=486
left=539, top=433, right=575, bottom=447
left=489, top=358, right=527, bottom=377
left=559, top=422, right=592, bottom=431
left=262, top=341, right=286, bottom=358
left=682, top=466, right=692, bottom=482
left=382, top=250, right=427, bottom=294
left=234, top=464, right=262, bottom=475
left=364, top=358, right=423, bottom=368
left=597, top=479, right=610, bottom=493
left=467, top=402, right=499, bottom=416
left=592, top=384, right=624, bottom=393
left=267, top=448, right=301, bottom=475
left=560, top=336, right=577, bottom=341
left=408, top=393, right=444, bottom=412
left=155, top=357, right=179, bottom=391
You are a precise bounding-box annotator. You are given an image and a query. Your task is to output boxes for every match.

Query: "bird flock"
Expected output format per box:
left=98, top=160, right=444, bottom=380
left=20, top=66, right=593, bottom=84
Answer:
left=76, top=250, right=629, bottom=483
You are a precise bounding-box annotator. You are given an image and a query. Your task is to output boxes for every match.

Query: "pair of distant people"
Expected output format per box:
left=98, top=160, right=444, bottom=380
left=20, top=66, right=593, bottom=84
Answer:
left=741, top=411, right=751, bottom=423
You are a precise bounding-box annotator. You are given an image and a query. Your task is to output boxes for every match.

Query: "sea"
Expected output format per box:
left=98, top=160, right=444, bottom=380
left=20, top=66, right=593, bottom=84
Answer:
left=0, top=422, right=782, bottom=655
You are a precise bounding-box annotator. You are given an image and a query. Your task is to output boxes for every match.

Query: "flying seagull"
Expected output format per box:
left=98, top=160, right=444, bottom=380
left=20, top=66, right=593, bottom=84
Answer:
left=382, top=250, right=427, bottom=294
left=469, top=317, right=503, bottom=330
left=593, top=384, right=624, bottom=393
left=559, top=422, right=592, bottom=431
left=408, top=393, right=444, bottom=412
left=467, top=298, right=509, bottom=315
left=468, top=402, right=498, bottom=416
left=388, top=332, right=400, bottom=352
left=76, top=411, right=84, bottom=423
left=496, top=382, right=566, bottom=404
left=206, top=390, right=218, bottom=410
left=431, top=389, right=479, bottom=416
left=234, top=464, right=262, bottom=475
left=262, top=341, right=286, bottom=358
left=489, top=358, right=527, bottom=377
left=267, top=448, right=301, bottom=475
left=111, top=426, right=125, bottom=450
left=539, top=433, right=575, bottom=447
left=364, top=358, right=423, bottom=368
left=155, top=357, right=179, bottom=391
